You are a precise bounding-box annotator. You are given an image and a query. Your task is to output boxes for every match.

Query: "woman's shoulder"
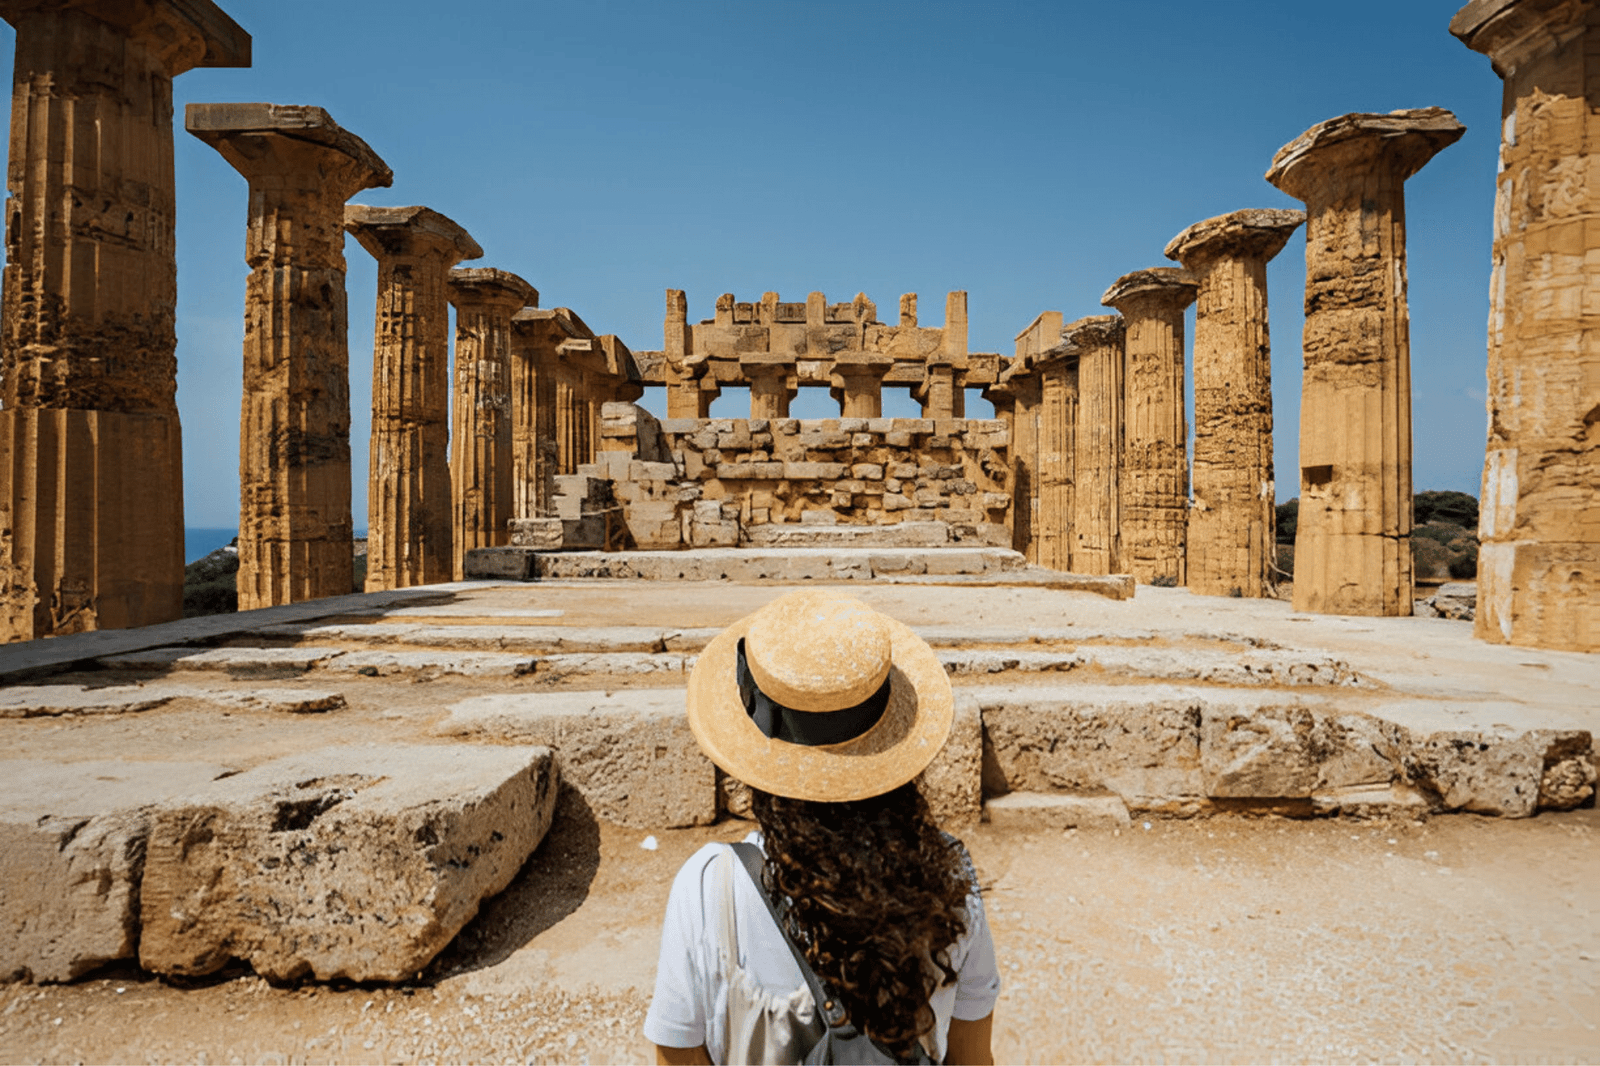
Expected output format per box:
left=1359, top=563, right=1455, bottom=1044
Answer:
left=669, top=833, right=764, bottom=892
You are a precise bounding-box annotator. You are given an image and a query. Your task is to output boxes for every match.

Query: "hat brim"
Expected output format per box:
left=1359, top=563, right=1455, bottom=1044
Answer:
left=687, top=610, right=954, bottom=803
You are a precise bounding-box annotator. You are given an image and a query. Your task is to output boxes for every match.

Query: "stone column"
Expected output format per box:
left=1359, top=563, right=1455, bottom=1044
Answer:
left=1066, top=316, right=1125, bottom=575
left=1103, top=267, right=1199, bottom=586
left=1453, top=0, right=1600, bottom=651
left=345, top=206, right=482, bottom=591
left=1267, top=108, right=1464, bottom=617
left=833, top=353, right=895, bottom=418
left=1037, top=348, right=1079, bottom=572
left=664, top=289, right=706, bottom=418
left=511, top=307, right=554, bottom=520
left=740, top=354, right=797, bottom=418
left=0, top=1, right=249, bottom=640
left=447, top=268, right=537, bottom=579
left=186, top=104, right=390, bottom=610
left=920, top=291, right=970, bottom=420
left=1165, top=209, right=1304, bottom=598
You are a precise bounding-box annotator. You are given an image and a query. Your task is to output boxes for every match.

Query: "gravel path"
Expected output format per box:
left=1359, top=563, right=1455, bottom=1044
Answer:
left=2, top=805, right=1596, bottom=1065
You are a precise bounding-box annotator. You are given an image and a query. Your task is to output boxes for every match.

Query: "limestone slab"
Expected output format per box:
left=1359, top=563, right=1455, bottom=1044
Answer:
left=984, top=791, right=1132, bottom=830
left=138, top=744, right=556, bottom=982
left=435, top=690, right=714, bottom=829
left=97, top=646, right=346, bottom=675
left=0, top=759, right=231, bottom=982
left=0, top=684, right=176, bottom=718
left=324, top=649, right=534, bottom=678
left=1400, top=727, right=1592, bottom=818
left=917, top=693, right=983, bottom=829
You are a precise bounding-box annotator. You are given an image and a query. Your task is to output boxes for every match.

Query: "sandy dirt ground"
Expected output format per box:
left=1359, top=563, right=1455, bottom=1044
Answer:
left=2, top=799, right=1595, bottom=1066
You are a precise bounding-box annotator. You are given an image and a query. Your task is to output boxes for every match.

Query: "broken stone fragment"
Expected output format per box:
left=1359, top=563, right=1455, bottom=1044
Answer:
left=0, top=759, right=232, bottom=982
left=137, top=743, right=557, bottom=983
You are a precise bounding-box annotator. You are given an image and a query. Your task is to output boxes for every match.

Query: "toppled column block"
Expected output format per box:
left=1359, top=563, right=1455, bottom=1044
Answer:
left=138, top=744, right=557, bottom=982
left=0, top=759, right=230, bottom=982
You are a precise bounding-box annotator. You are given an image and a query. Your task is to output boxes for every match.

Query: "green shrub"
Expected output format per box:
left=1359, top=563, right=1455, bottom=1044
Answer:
left=1414, top=522, right=1468, bottom=545
left=1415, top=490, right=1478, bottom=529
left=1412, top=537, right=1453, bottom=580
left=1448, top=542, right=1479, bottom=579
left=1275, top=499, right=1298, bottom=544
left=1275, top=542, right=1295, bottom=579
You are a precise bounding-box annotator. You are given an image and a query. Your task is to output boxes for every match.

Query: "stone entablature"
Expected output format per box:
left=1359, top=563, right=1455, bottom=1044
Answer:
left=638, top=289, right=1001, bottom=420
left=572, top=402, right=1011, bottom=550
left=511, top=307, right=643, bottom=484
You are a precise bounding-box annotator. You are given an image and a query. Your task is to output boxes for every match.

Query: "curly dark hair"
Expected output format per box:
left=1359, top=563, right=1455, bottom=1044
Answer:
left=749, top=781, right=973, bottom=1061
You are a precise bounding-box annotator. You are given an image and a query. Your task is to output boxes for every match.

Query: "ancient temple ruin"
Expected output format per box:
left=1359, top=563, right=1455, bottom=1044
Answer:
left=0, top=0, right=1589, bottom=663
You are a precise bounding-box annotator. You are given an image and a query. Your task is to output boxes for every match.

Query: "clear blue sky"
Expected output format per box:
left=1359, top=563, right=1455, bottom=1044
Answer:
left=1, top=0, right=1502, bottom=528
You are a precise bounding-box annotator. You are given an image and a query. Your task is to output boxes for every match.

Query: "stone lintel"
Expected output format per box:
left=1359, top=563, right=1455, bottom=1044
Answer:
left=1062, top=314, right=1124, bottom=349
left=1266, top=108, right=1466, bottom=199
left=1164, top=208, right=1305, bottom=267
left=185, top=103, right=393, bottom=189
left=739, top=352, right=799, bottom=370
left=344, top=204, right=483, bottom=263
left=1101, top=267, right=1199, bottom=311
left=0, top=0, right=252, bottom=72
left=1451, top=0, right=1590, bottom=74
left=448, top=267, right=538, bottom=309
left=831, top=351, right=896, bottom=369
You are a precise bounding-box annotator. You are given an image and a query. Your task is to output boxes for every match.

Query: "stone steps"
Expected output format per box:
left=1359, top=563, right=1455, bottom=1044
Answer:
left=429, top=683, right=1594, bottom=826
left=90, top=640, right=1363, bottom=689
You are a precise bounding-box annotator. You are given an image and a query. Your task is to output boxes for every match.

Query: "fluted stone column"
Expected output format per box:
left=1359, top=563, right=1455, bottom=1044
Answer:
left=1037, top=347, right=1079, bottom=573
left=0, top=1, right=249, bottom=640
left=345, top=206, right=482, bottom=591
left=1268, top=108, right=1464, bottom=617
left=448, top=268, right=537, bottom=579
left=1453, top=0, right=1600, bottom=651
left=1103, top=267, right=1199, bottom=586
left=511, top=307, right=554, bottom=520
left=186, top=104, right=389, bottom=609
left=1066, top=315, right=1126, bottom=575
left=741, top=354, right=797, bottom=418
left=1165, top=209, right=1303, bottom=598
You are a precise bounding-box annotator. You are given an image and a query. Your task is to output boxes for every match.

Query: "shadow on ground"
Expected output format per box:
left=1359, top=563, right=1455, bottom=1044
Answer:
left=427, top=786, right=603, bottom=979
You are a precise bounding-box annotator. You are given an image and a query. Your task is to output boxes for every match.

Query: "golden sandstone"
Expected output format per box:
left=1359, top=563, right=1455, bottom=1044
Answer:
left=0, top=0, right=1591, bottom=660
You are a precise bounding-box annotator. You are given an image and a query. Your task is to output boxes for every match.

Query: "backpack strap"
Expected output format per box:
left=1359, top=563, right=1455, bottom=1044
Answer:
left=728, top=842, right=848, bottom=1029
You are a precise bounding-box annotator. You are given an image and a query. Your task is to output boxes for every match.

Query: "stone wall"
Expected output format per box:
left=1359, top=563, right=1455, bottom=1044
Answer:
left=586, top=402, right=1011, bottom=549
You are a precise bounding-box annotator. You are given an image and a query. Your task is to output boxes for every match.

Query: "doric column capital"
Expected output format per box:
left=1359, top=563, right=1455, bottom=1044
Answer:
left=344, top=205, right=482, bottom=266
left=1062, top=314, right=1124, bottom=351
left=1451, top=0, right=1594, bottom=76
left=1164, top=208, right=1304, bottom=269
left=1266, top=108, right=1465, bottom=202
left=0, top=0, right=251, bottom=75
left=448, top=267, right=538, bottom=312
left=1101, top=267, right=1198, bottom=315
left=186, top=103, right=392, bottom=199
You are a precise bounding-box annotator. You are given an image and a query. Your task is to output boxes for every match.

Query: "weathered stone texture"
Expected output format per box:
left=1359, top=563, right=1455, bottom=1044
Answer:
left=1165, top=209, right=1304, bottom=597
left=1453, top=0, right=1600, bottom=651
left=589, top=405, right=1010, bottom=550
left=1067, top=316, right=1125, bottom=575
left=0, top=1, right=250, bottom=640
left=1103, top=268, right=1198, bottom=585
left=187, top=104, right=390, bottom=609
left=345, top=206, right=482, bottom=590
left=436, top=690, right=714, bottom=829
left=448, top=268, right=537, bottom=578
left=1268, top=108, right=1465, bottom=617
left=652, top=289, right=996, bottom=421
left=0, top=759, right=229, bottom=982
left=138, top=744, right=557, bottom=982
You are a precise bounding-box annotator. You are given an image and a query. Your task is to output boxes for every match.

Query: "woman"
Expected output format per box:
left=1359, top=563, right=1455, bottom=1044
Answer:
left=643, top=590, right=999, bottom=1064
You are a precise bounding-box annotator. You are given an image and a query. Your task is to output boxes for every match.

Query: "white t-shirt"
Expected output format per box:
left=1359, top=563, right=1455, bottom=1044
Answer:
left=643, top=832, right=1001, bottom=1064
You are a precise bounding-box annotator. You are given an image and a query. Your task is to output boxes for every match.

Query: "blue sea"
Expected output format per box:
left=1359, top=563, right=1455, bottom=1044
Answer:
left=185, top=527, right=237, bottom=564
left=184, top=528, right=370, bottom=564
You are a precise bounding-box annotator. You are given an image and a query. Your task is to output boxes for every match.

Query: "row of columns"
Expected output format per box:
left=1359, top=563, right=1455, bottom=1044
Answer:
left=187, top=105, right=544, bottom=604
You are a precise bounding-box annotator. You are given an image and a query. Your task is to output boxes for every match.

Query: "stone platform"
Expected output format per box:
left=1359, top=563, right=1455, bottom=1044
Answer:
left=0, top=578, right=1594, bottom=985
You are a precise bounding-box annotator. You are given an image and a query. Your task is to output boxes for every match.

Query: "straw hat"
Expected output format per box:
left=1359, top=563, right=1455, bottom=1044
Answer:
left=686, top=589, right=953, bottom=803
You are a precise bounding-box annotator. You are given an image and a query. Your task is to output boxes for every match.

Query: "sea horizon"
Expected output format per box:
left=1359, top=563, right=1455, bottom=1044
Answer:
left=185, top=528, right=369, bottom=564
